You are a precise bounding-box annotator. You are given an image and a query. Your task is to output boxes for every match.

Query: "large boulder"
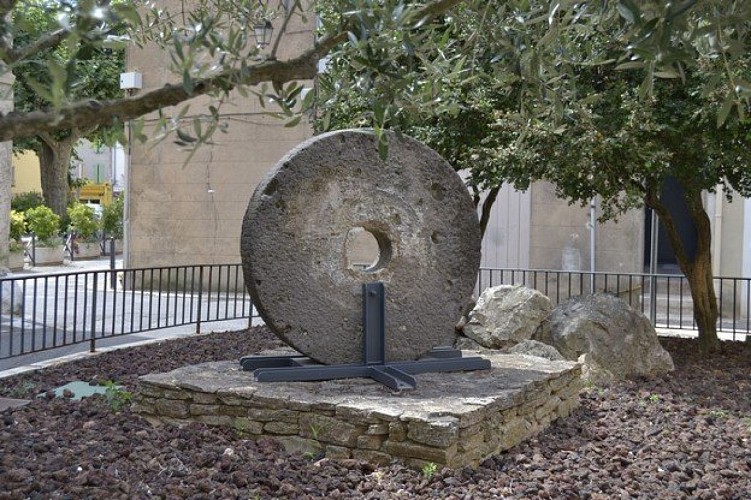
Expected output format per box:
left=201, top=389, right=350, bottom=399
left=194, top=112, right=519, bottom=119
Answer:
left=0, top=267, right=23, bottom=315
left=462, top=285, right=552, bottom=349
left=534, top=293, right=674, bottom=383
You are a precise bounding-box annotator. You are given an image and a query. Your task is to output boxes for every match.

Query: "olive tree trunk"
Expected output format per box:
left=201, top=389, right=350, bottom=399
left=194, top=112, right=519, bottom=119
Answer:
left=647, top=187, right=720, bottom=354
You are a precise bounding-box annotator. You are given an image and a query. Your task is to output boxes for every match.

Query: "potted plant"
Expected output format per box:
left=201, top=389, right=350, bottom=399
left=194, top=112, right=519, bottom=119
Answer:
left=8, top=209, right=26, bottom=270
left=100, top=195, right=124, bottom=254
left=67, top=202, right=101, bottom=259
left=25, top=205, right=63, bottom=265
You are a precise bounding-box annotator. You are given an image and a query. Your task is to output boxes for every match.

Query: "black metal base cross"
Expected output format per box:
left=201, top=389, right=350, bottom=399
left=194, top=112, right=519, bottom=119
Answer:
left=240, top=282, right=490, bottom=391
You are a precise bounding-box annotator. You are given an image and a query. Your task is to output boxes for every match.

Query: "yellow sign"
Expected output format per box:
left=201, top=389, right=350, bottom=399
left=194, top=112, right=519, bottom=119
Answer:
left=78, top=183, right=113, bottom=206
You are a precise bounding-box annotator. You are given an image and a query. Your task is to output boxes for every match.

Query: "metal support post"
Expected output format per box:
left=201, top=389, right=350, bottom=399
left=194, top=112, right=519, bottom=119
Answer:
left=240, top=282, right=491, bottom=391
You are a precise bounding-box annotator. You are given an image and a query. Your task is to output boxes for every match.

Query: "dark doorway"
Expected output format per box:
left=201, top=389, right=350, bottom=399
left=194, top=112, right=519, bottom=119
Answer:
left=644, top=177, right=698, bottom=274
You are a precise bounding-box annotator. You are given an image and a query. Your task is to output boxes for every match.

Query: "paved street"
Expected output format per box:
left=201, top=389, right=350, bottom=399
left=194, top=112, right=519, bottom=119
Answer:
left=0, top=257, right=260, bottom=376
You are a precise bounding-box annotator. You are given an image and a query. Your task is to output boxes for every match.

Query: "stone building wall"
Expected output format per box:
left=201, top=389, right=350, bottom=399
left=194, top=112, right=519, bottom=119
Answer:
left=125, top=1, right=315, bottom=269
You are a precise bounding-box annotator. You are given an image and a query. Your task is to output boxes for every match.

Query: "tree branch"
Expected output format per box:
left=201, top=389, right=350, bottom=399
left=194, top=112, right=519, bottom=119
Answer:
left=479, top=185, right=500, bottom=240
left=0, top=51, right=320, bottom=141
left=37, top=130, right=54, bottom=148
left=0, top=0, right=468, bottom=142
left=3, top=28, right=70, bottom=65
left=0, top=0, right=18, bottom=20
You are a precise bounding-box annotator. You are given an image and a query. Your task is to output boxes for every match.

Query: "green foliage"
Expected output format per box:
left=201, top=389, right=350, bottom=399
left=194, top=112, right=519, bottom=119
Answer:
left=0, top=0, right=748, bottom=148
left=101, top=196, right=124, bottom=239
left=421, top=462, right=438, bottom=478
left=67, top=202, right=100, bottom=241
left=11, top=192, right=44, bottom=212
left=103, top=381, right=132, bottom=412
left=24, top=206, right=60, bottom=246
left=708, top=409, right=729, bottom=419
left=9, top=210, right=26, bottom=241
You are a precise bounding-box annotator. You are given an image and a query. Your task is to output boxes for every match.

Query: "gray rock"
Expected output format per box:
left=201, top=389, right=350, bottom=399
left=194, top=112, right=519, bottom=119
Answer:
left=534, top=293, right=674, bottom=382
left=453, top=335, right=489, bottom=352
left=241, top=130, right=481, bottom=364
left=463, top=285, right=552, bottom=349
left=507, top=339, right=565, bottom=361
left=0, top=267, right=22, bottom=315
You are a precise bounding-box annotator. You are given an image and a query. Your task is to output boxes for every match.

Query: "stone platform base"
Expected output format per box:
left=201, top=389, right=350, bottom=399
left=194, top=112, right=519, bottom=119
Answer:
left=134, top=351, right=582, bottom=468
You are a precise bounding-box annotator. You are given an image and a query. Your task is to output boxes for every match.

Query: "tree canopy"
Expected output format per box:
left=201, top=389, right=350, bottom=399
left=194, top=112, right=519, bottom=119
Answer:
left=0, top=0, right=748, bottom=145
left=314, top=0, right=751, bottom=353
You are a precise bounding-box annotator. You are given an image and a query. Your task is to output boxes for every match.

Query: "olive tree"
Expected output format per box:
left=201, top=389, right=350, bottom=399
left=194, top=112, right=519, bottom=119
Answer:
left=316, top=0, right=750, bottom=353
left=0, top=0, right=748, bottom=353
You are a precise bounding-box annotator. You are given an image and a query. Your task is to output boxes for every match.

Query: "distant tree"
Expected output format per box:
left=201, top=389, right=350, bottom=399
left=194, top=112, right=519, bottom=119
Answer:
left=12, top=0, right=125, bottom=218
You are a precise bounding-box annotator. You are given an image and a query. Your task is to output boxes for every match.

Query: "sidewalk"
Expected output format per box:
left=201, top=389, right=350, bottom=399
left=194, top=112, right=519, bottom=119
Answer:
left=0, top=256, right=256, bottom=379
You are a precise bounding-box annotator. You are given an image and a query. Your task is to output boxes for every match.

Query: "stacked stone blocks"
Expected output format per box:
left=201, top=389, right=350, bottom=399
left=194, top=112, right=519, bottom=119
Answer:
left=135, top=353, right=582, bottom=468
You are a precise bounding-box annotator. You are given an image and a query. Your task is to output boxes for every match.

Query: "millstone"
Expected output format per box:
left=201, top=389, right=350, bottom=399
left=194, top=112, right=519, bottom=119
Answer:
left=241, top=129, right=481, bottom=364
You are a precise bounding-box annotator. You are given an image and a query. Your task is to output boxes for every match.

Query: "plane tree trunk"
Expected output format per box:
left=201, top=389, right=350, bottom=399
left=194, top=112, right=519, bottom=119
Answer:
left=37, top=131, right=80, bottom=220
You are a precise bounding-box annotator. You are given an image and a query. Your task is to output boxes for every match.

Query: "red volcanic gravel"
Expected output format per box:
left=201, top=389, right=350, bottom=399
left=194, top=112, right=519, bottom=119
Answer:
left=1, top=327, right=750, bottom=499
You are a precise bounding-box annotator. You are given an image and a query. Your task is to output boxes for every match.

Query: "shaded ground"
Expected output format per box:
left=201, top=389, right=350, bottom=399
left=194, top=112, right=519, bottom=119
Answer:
left=1, top=327, right=750, bottom=499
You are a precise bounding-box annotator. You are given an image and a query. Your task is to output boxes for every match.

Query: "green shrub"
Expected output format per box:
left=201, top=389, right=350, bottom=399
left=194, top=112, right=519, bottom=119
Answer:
left=101, top=195, right=123, bottom=239
left=11, top=191, right=44, bottom=212
left=103, top=380, right=132, bottom=412
left=25, top=206, right=61, bottom=246
left=67, top=202, right=99, bottom=241
left=9, top=210, right=26, bottom=241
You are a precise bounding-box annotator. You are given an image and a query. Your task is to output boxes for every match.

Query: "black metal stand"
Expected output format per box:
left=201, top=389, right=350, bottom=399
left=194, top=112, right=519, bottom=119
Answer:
left=240, top=282, right=490, bottom=390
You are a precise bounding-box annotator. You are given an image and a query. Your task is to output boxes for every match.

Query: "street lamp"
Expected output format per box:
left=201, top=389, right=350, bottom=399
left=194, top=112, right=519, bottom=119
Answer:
left=253, top=20, right=273, bottom=48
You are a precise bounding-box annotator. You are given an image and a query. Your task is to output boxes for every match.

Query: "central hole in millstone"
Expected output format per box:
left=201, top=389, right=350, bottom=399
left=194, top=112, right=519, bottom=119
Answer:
left=345, top=226, right=392, bottom=273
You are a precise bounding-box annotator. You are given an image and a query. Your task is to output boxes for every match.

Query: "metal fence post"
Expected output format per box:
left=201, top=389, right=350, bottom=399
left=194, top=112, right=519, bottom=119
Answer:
left=649, top=210, right=659, bottom=326
left=196, top=266, right=204, bottom=334
left=109, top=238, right=116, bottom=291
left=90, top=273, right=98, bottom=353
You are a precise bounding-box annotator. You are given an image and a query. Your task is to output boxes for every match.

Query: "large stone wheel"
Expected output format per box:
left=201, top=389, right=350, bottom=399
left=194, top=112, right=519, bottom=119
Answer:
left=241, top=129, right=481, bottom=365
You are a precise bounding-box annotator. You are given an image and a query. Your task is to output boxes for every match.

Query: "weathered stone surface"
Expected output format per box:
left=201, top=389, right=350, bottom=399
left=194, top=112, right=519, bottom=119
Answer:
left=382, top=440, right=455, bottom=464
left=351, top=449, right=392, bottom=466
left=241, top=129, right=481, bottom=364
left=463, top=285, right=552, bottom=349
left=406, top=417, right=459, bottom=448
left=300, top=414, right=363, bottom=447
left=325, top=445, right=351, bottom=460
left=1, top=268, right=23, bottom=315
left=264, top=421, right=299, bottom=435
left=357, top=434, right=385, bottom=450
left=534, top=293, right=674, bottom=382
left=507, top=339, right=565, bottom=361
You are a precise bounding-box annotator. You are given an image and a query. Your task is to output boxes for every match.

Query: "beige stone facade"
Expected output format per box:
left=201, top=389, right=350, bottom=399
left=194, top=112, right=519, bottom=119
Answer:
left=125, top=0, right=314, bottom=269
left=481, top=181, right=644, bottom=274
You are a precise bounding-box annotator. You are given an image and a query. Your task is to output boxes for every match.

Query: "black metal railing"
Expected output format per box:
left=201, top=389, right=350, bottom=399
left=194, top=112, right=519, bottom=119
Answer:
left=2, top=263, right=749, bottom=362
left=0, top=264, right=258, bottom=360
left=477, top=268, right=751, bottom=341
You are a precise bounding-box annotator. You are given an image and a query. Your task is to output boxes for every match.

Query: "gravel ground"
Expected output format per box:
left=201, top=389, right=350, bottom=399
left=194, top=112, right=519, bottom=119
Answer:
left=1, top=327, right=750, bottom=499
